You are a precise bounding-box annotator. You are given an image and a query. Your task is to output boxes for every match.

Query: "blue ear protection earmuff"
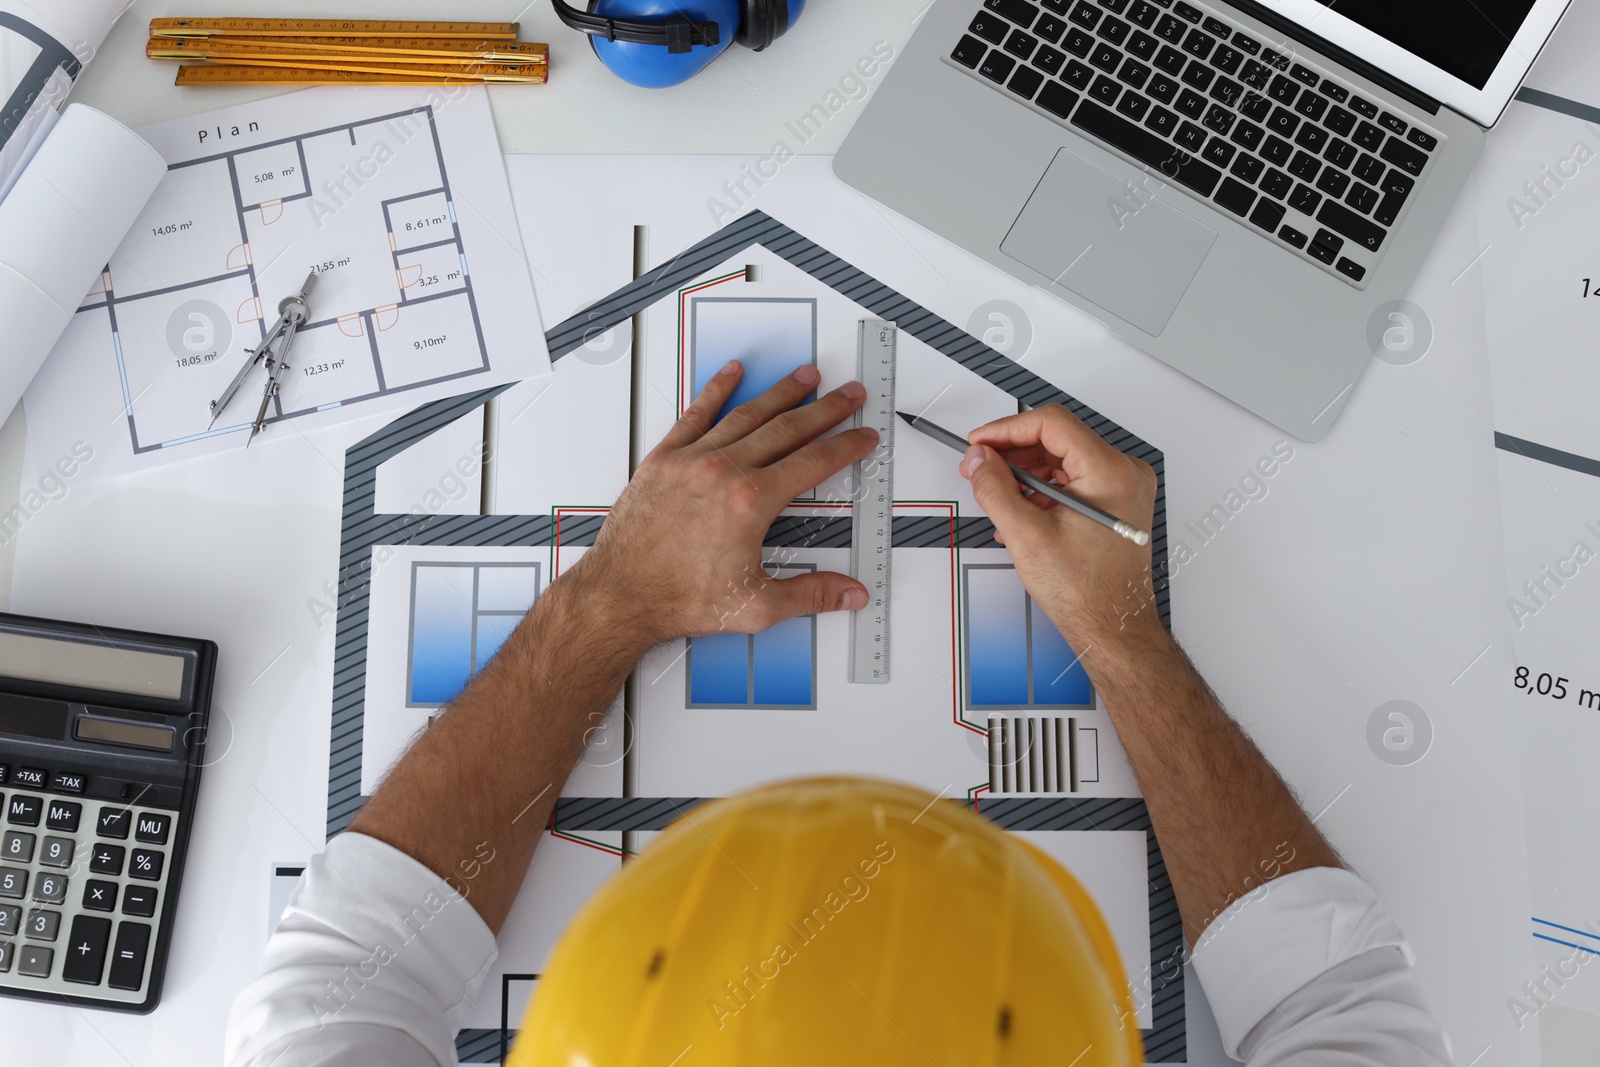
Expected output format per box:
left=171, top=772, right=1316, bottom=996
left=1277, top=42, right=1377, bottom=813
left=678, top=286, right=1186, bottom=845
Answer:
left=551, top=0, right=806, bottom=89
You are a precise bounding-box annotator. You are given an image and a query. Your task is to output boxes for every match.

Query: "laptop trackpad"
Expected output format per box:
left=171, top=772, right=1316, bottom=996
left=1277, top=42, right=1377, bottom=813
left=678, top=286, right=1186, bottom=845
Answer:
left=1001, top=147, right=1216, bottom=336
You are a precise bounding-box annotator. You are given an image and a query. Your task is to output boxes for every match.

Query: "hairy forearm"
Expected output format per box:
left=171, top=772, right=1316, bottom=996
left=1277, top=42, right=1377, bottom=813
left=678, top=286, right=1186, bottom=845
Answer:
left=1085, top=625, right=1343, bottom=946
left=350, top=561, right=649, bottom=933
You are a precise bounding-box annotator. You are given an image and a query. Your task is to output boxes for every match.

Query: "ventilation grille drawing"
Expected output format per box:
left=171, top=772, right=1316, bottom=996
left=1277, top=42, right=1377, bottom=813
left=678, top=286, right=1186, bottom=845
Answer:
left=987, top=715, right=1099, bottom=794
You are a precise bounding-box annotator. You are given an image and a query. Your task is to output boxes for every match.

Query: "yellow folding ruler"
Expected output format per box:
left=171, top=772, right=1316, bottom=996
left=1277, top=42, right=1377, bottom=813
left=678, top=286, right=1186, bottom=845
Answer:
left=148, top=37, right=548, bottom=63
left=149, top=18, right=520, bottom=40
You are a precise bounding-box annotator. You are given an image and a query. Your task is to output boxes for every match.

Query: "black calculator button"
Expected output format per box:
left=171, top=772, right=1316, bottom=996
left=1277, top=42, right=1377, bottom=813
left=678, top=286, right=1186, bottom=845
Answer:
left=32, top=872, right=67, bottom=904
left=7, top=794, right=40, bottom=826
left=2, top=831, right=33, bottom=863
left=91, top=844, right=125, bottom=876
left=13, top=768, right=45, bottom=789
left=83, top=880, right=118, bottom=912
left=0, top=764, right=8, bottom=784
left=0, top=940, right=10, bottom=973
left=0, top=902, right=17, bottom=935
left=108, top=922, right=151, bottom=990
left=135, top=812, right=171, bottom=846
left=62, top=915, right=113, bottom=985
left=50, top=771, right=85, bottom=794
left=0, top=867, right=25, bottom=898
left=97, top=808, right=131, bottom=839
left=26, top=908, right=60, bottom=941
left=129, top=849, right=163, bottom=881
left=121, top=885, right=157, bottom=918
left=39, top=836, right=73, bottom=868
left=18, top=944, right=52, bottom=978
left=45, top=800, right=81, bottom=833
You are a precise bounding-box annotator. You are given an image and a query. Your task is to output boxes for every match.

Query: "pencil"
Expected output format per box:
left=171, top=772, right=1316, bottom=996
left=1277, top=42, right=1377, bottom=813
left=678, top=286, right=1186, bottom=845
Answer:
left=896, top=411, right=1151, bottom=546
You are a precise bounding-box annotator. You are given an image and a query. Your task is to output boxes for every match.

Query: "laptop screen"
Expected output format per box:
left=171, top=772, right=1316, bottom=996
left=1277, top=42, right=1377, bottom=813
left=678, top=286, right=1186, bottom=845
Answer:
left=1306, top=0, right=1540, bottom=89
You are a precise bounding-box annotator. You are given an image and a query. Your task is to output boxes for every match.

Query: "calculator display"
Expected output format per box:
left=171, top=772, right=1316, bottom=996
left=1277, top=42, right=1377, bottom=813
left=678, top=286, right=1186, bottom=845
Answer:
left=0, top=695, right=67, bottom=742
left=0, top=631, right=185, bottom=702
left=74, top=717, right=175, bottom=753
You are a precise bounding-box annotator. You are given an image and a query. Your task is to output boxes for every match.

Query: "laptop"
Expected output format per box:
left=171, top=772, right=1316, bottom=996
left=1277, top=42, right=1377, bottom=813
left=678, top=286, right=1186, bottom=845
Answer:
left=835, top=0, right=1572, bottom=440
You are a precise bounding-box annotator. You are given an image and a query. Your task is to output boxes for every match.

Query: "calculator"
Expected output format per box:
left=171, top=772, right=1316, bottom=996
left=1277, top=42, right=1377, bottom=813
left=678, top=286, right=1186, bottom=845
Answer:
left=0, top=612, right=216, bottom=1012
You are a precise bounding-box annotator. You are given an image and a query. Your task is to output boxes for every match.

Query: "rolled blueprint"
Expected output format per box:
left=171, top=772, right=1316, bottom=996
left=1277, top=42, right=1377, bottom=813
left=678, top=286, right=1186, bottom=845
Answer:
left=0, top=0, right=127, bottom=194
left=0, top=103, right=165, bottom=423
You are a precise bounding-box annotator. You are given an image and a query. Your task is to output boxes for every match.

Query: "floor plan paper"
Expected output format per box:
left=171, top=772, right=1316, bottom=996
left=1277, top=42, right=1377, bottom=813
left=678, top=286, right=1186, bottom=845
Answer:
left=21, top=84, right=549, bottom=480
left=1474, top=50, right=1600, bottom=1025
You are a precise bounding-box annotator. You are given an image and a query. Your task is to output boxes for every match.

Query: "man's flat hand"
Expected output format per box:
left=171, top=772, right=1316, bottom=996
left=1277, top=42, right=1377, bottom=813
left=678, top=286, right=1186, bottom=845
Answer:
left=574, top=360, right=878, bottom=647
left=960, top=404, right=1162, bottom=651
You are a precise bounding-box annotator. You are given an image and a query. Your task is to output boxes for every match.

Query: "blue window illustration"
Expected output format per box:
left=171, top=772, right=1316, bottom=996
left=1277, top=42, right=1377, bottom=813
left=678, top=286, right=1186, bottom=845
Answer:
left=963, top=564, right=1092, bottom=708
left=408, top=562, right=540, bottom=705
left=688, top=564, right=816, bottom=708
left=691, top=297, right=817, bottom=422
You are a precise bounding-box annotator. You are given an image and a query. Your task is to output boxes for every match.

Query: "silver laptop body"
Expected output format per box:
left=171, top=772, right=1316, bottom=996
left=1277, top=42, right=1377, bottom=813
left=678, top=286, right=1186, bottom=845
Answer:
left=837, top=0, right=1569, bottom=439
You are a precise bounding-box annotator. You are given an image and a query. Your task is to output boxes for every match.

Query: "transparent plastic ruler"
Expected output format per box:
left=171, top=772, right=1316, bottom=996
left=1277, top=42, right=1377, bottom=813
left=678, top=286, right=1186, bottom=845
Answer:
left=849, top=319, right=896, bottom=684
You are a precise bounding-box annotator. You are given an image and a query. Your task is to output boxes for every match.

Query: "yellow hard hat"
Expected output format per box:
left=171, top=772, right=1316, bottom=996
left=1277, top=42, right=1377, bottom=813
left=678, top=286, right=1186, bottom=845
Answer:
left=509, top=777, right=1144, bottom=1066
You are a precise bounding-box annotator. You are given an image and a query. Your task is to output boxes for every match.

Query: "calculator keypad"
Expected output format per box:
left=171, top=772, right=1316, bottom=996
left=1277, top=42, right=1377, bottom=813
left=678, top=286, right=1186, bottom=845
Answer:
left=0, top=784, right=177, bottom=1004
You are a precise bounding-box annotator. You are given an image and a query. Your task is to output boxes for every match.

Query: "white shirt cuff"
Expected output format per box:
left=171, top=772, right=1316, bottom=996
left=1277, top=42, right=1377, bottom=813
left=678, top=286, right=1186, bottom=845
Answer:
left=1190, top=866, right=1414, bottom=1059
left=225, top=831, right=499, bottom=1067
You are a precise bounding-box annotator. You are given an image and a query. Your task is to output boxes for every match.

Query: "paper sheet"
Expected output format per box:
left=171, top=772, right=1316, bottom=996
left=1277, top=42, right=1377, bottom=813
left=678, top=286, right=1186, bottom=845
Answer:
left=22, top=84, right=550, bottom=479
left=305, top=156, right=1530, bottom=1063
left=1475, top=74, right=1600, bottom=1020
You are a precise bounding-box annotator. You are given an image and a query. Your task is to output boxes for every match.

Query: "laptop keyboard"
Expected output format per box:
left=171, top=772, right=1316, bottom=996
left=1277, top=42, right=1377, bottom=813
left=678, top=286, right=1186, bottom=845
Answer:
left=950, top=0, right=1442, bottom=288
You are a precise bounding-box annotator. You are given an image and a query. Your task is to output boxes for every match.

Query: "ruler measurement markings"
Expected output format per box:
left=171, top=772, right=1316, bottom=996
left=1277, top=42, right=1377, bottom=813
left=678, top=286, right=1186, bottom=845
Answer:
left=173, top=65, right=546, bottom=86
left=147, top=38, right=549, bottom=62
left=150, top=18, right=519, bottom=40
left=849, top=319, right=896, bottom=685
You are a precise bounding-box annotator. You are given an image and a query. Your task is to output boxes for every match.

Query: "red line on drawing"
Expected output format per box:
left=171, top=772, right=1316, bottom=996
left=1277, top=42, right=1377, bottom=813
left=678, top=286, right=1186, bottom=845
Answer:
left=676, top=271, right=747, bottom=416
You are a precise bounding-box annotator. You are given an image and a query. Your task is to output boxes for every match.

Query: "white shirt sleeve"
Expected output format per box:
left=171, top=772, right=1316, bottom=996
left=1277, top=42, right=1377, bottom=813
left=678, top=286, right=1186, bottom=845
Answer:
left=1190, top=866, right=1451, bottom=1067
left=224, top=832, right=499, bottom=1067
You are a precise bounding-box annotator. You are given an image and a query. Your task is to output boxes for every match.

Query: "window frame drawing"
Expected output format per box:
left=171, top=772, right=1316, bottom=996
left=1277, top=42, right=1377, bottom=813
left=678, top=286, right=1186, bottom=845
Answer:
left=685, top=562, right=819, bottom=709
left=962, top=563, right=1095, bottom=711
left=406, top=561, right=541, bottom=708
left=687, top=296, right=818, bottom=421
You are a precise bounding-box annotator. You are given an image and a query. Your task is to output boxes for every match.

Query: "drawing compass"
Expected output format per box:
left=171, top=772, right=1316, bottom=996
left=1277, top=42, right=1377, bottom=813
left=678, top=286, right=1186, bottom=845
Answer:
left=208, top=271, right=317, bottom=444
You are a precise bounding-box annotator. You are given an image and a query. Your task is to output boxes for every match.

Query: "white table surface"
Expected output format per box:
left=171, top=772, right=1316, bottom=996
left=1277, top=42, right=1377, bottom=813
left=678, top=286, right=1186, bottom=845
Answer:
left=2, top=1, right=1596, bottom=1064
